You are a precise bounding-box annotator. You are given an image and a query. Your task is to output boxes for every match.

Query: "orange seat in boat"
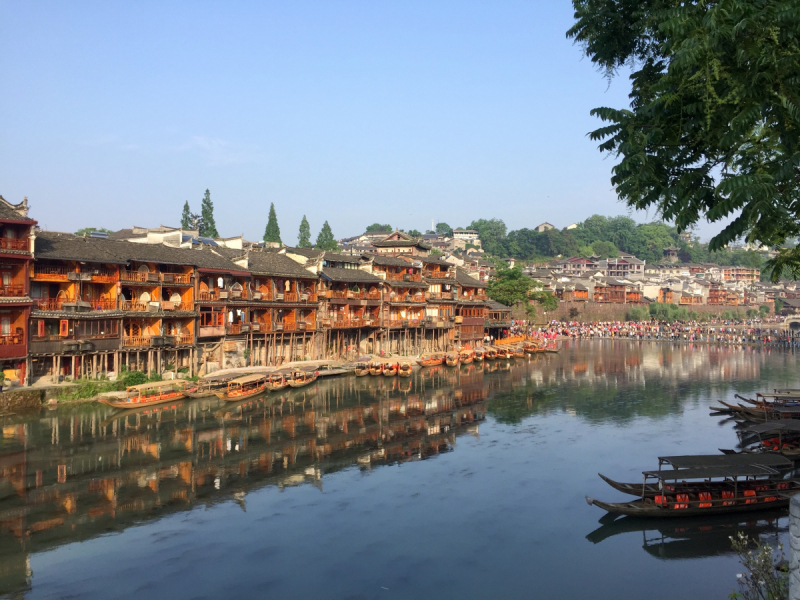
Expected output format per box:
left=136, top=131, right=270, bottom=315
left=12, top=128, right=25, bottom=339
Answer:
left=778, top=483, right=790, bottom=490
left=744, top=489, right=757, bottom=504
left=676, top=494, right=689, bottom=503
left=698, top=492, right=712, bottom=507
left=763, top=496, right=778, bottom=502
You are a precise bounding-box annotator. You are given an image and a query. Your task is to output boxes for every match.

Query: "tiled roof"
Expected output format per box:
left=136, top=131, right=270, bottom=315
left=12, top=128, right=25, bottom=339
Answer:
left=247, top=252, right=317, bottom=279
left=284, top=247, right=323, bottom=260
left=35, top=231, right=126, bottom=264
left=320, top=268, right=382, bottom=283
left=454, top=268, right=487, bottom=288
left=487, top=299, right=510, bottom=311
left=371, top=239, right=431, bottom=249
left=322, top=252, right=362, bottom=265
left=368, top=254, right=415, bottom=267
left=382, top=279, right=429, bottom=289
left=0, top=196, right=35, bottom=223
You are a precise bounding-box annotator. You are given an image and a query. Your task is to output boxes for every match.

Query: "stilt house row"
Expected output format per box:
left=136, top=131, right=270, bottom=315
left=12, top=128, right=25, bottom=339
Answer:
left=12, top=220, right=495, bottom=385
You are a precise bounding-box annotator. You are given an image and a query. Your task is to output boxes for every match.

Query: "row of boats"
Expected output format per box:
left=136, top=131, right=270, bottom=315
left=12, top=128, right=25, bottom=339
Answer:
left=589, top=388, right=800, bottom=518
left=98, top=368, right=318, bottom=409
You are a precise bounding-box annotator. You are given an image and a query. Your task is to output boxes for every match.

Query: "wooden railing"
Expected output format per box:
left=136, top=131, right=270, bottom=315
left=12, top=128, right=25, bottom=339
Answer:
left=123, top=336, right=151, bottom=347
left=120, top=270, right=160, bottom=283
left=423, top=270, right=452, bottom=279
left=411, top=294, right=426, bottom=303
left=197, top=290, right=219, bottom=301
left=386, top=272, right=422, bottom=282
left=283, top=292, right=298, bottom=302
left=32, top=266, right=70, bottom=280
left=121, top=300, right=149, bottom=312
left=0, top=333, right=24, bottom=345
left=88, top=269, right=118, bottom=283
left=366, top=291, right=381, bottom=300
left=161, top=301, right=193, bottom=311
left=84, top=299, right=117, bottom=310
left=425, top=292, right=457, bottom=300
left=0, top=285, right=25, bottom=297
left=35, top=298, right=72, bottom=310
left=161, top=273, right=192, bottom=284
left=175, top=334, right=193, bottom=345
left=0, top=237, right=28, bottom=251
left=227, top=323, right=244, bottom=335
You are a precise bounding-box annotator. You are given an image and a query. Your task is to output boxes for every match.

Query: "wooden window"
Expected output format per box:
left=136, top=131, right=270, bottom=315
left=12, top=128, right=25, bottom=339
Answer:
left=59, top=320, right=69, bottom=337
left=37, top=320, right=45, bottom=337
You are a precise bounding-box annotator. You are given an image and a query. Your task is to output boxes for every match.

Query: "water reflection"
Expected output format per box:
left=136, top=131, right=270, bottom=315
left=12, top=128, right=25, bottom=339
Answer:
left=0, top=340, right=794, bottom=597
left=587, top=511, right=787, bottom=560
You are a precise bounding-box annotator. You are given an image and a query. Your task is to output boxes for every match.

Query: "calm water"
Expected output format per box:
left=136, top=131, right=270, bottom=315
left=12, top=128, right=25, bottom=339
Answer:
left=1, top=340, right=799, bottom=599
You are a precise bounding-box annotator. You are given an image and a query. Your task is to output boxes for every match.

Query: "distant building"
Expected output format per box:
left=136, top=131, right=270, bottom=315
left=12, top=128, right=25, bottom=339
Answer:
left=565, top=223, right=578, bottom=230
left=535, top=222, right=555, bottom=232
left=452, top=229, right=481, bottom=246
left=663, top=246, right=679, bottom=264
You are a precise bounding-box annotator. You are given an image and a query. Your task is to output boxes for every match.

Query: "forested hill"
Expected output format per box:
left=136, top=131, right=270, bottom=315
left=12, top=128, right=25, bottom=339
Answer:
left=464, top=215, right=766, bottom=268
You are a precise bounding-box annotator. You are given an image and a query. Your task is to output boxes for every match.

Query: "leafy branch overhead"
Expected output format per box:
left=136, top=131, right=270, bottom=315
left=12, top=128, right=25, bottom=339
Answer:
left=568, top=0, right=800, bottom=281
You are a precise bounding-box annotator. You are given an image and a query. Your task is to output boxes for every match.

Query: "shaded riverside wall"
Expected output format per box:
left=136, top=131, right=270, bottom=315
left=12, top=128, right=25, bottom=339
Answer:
left=0, top=388, right=45, bottom=411
left=536, top=302, right=770, bottom=324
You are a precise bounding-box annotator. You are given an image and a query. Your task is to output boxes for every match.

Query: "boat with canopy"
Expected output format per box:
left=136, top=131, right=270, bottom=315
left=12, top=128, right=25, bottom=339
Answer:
left=99, top=380, right=187, bottom=408
left=215, top=374, right=269, bottom=401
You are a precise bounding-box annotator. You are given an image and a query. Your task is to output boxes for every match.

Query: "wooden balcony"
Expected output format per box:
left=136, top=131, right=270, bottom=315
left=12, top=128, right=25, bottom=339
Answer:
left=227, top=323, right=244, bottom=335
left=422, top=270, right=452, bottom=279
left=88, top=269, right=118, bottom=283
left=0, top=237, right=28, bottom=252
left=160, top=273, right=192, bottom=285
left=175, top=334, right=193, bottom=345
left=84, top=298, right=117, bottom=310
left=32, top=266, right=70, bottom=281
left=123, top=336, right=151, bottom=347
left=35, top=298, right=72, bottom=311
left=120, top=270, right=160, bottom=283
left=425, top=292, right=457, bottom=301
left=0, top=334, right=25, bottom=358
left=0, top=285, right=26, bottom=298
left=161, top=301, right=193, bottom=312
left=121, top=300, right=149, bottom=312
left=197, top=291, right=220, bottom=302
left=386, top=272, right=422, bottom=282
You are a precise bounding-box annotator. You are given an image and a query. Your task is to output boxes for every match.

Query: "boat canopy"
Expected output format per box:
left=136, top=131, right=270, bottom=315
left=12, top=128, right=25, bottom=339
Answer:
left=128, top=380, right=184, bottom=392
left=659, top=453, right=792, bottom=469
left=230, top=374, right=267, bottom=385
left=643, top=465, right=780, bottom=481
left=745, top=421, right=800, bottom=434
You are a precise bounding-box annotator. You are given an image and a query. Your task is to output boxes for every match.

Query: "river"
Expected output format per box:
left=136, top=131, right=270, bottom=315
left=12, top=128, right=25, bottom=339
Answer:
left=1, top=340, right=798, bottom=599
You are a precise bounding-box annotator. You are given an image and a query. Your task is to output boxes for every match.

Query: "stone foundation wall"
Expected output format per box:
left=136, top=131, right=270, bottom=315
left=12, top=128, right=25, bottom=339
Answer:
left=0, top=388, right=44, bottom=411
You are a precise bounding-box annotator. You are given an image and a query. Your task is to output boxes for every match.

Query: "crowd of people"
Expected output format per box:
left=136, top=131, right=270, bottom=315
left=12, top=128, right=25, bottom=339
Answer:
left=504, top=316, right=800, bottom=347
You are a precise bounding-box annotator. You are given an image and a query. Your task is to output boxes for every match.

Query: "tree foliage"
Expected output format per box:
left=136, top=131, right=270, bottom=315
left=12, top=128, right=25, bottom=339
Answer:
left=468, top=219, right=507, bottom=256
left=365, top=223, right=392, bottom=233
left=315, top=221, right=339, bottom=251
left=199, top=190, right=218, bottom=238
left=75, top=227, right=112, bottom=237
left=297, top=215, right=312, bottom=248
left=435, top=222, right=454, bottom=237
left=568, top=0, right=800, bottom=281
left=180, top=201, right=192, bottom=230
left=487, top=267, right=541, bottom=307
left=408, top=229, right=422, bottom=238
left=263, top=202, right=281, bottom=244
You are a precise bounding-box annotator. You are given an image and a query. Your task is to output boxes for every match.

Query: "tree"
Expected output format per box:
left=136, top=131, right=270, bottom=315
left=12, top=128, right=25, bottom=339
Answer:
left=435, top=222, right=454, bottom=237
left=180, top=201, right=192, bottom=230
left=365, top=223, right=392, bottom=233
left=75, top=227, right=112, bottom=237
left=568, top=0, right=800, bottom=281
left=408, top=229, right=422, bottom=238
left=297, top=215, right=312, bottom=248
left=315, top=221, right=339, bottom=251
left=468, top=219, right=508, bottom=256
left=487, top=267, right=537, bottom=306
left=199, top=190, right=218, bottom=238
left=263, top=203, right=281, bottom=245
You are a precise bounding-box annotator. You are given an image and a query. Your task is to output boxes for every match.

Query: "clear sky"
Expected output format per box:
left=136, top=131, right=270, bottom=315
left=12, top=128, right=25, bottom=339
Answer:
left=0, top=1, right=720, bottom=244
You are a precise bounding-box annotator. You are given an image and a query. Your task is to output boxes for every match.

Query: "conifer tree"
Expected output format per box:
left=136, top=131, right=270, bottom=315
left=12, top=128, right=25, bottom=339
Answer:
left=200, top=190, right=219, bottom=238
left=263, top=203, right=282, bottom=245
left=180, top=201, right=192, bottom=230
left=297, top=215, right=312, bottom=248
left=315, top=221, right=338, bottom=251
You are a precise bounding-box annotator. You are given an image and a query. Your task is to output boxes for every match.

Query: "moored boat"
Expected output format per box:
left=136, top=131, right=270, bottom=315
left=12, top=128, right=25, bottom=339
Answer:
left=459, top=349, right=473, bottom=364
left=184, top=374, right=237, bottom=398
left=445, top=351, right=460, bottom=367
left=368, top=359, right=385, bottom=376
left=398, top=361, right=413, bottom=377
left=587, top=464, right=800, bottom=517
left=473, top=348, right=484, bottom=362
left=354, top=362, right=370, bottom=376
left=484, top=348, right=497, bottom=360
left=215, top=374, right=269, bottom=401
left=288, top=369, right=318, bottom=388
left=99, top=380, right=187, bottom=409
left=383, top=362, right=398, bottom=377
left=419, top=352, right=445, bottom=367
left=495, top=347, right=511, bottom=359
left=267, top=372, right=289, bottom=390
left=510, top=346, right=525, bottom=358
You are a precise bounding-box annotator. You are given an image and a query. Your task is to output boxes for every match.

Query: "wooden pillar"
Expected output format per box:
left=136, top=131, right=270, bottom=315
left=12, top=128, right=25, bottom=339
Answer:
left=92, top=354, right=97, bottom=379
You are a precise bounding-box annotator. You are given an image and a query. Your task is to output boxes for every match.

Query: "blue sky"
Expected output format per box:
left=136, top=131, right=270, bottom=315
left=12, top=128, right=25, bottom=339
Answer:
left=0, top=1, right=717, bottom=244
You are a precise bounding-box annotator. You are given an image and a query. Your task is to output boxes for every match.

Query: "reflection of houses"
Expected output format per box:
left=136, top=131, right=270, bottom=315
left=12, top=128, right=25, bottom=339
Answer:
left=0, top=375, right=487, bottom=594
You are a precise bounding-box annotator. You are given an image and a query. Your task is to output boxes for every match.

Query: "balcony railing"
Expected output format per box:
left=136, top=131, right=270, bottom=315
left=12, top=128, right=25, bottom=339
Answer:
left=87, top=269, right=118, bottom=283
left=425, top=292, right=457, bottom=300
left=175, top=334, right=193, bottom=345
left=386, top=272, right=422, bottom=282
left=161, top=273, right=192, bottom=284
left=123, top=336, right=151, bottom=347
left=197, top=291, right=219, bottom=302
left=0, top=237, right=28, bottom=251
left=422, top=270, right=452, bottom=279
left=161, top=301, right=193, bottom=311
left=0, top=333, right=24, bottom=345
left=32, top=266, right=70, bottom=281
left=84, top=299, right=117, bottom=310
left=120, top=270, right=160, bottom=283
left=121, top=300, right=149, bottom=312
left=0, top=285, right=25, bottom=297
left=35, top=298, right=72, bottom=311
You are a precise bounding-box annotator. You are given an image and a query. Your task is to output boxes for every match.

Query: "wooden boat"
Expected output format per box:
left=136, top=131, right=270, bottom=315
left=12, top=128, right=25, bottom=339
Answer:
left=383, top=363, right=398, bottom=377
left=99, top=380, right=186, bottom=408
left=354, top=362, right=370, bottom=376
left=184, top=374, right=237, bottom=398
left=587, top=464, right=800, bottom=517
left=267, top=372, right=289, bottom=390
left=369, top=359, right=385, bottom=376
left=459, top=349, right=473, bottom=364
left=215, top=374, right=268, bottom=401
left=473, top=348, right=484, bottom=363
left=419, top=352, right=445, bottom=367
left=287, top=369, right=318, bottom=388
left=495, top=347, right=511, bottom=359
left=510, top=346, right=525, bottom=358
left=484, top=348, right=497, bottom=360
left=445, top=352, right=460, bottom=367
left=545, top=340, right=561, bottom=353
left=398, top=361, right=413, bottom=377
